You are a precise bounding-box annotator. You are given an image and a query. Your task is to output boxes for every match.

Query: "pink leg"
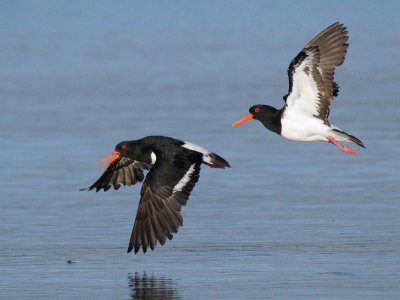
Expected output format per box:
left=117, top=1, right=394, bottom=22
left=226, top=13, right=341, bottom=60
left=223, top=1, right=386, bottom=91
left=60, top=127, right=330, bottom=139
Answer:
left=327, top=136, right=358, bottom=156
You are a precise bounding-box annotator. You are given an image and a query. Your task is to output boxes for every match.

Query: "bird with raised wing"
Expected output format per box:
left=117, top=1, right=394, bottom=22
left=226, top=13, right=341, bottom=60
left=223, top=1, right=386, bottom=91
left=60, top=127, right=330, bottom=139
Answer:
left=232, top=22, right=365, bottom=155
left=82, top=135, right=230, bottom=254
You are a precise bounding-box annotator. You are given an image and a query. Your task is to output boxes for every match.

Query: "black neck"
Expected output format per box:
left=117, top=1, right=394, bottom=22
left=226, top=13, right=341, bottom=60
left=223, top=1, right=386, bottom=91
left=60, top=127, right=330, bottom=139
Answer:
left=256, top=106, right=283, bottom=135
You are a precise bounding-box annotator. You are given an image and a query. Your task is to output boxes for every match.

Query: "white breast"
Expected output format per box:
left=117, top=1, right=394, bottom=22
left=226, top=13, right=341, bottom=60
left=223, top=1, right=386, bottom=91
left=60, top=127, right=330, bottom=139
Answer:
left=281, top=109, right=330, bottom=142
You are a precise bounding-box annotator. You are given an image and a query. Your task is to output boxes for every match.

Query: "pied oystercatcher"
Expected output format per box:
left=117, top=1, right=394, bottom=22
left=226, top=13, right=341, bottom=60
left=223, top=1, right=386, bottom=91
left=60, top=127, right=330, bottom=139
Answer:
left=82, top=136, right=230, bottom=254
left=232, top=22, right=365, bottom=155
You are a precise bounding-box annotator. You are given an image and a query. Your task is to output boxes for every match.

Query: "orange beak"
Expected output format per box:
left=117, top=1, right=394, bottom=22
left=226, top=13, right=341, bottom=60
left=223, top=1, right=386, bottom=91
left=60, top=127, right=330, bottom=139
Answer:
left=98, top=150, right=120, bottom=169
left=232, top=113, right=254, bottom=127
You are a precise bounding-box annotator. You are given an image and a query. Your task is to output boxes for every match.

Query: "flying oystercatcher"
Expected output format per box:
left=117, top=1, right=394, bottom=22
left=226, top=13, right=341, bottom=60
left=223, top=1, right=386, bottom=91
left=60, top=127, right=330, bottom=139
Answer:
left=232, top=22, right=365, bottom=155
left=82, top=136, right=230, bottom=254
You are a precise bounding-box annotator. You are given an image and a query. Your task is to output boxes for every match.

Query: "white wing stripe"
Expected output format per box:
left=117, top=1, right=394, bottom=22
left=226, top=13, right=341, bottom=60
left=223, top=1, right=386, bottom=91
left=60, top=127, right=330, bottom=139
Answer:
left=173, top=164, right=196, bottom=192
left=182, top=141, right=215, bottom=165
left=182, top=141, right=210, bottom=155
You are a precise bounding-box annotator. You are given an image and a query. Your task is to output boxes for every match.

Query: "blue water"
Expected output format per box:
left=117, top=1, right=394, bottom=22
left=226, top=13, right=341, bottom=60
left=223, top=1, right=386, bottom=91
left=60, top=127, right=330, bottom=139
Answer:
left=1, top=1, right=399, bottom=299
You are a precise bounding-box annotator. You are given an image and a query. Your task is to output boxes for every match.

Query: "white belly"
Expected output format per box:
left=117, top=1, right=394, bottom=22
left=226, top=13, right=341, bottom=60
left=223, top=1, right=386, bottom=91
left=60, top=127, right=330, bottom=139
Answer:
left=281, top=111, right=330, bottom=142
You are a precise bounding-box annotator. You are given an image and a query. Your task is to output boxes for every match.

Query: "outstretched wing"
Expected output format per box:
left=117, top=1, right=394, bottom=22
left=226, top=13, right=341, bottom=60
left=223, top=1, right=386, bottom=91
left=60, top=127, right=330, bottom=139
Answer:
left=283, top=22, right=349, bottom=124
left=128, top=149, right=203, bottom=254
left=82, top=157, right=152, bottom=192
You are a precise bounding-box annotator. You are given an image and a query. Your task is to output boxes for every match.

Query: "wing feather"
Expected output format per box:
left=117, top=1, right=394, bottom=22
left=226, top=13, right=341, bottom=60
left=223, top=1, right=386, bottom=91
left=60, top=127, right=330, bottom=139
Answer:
left=127, top=150, right=202, bottom=254
left=284, top=22, right=349, bottom=124
left=82, top=157, right=151, bottom=192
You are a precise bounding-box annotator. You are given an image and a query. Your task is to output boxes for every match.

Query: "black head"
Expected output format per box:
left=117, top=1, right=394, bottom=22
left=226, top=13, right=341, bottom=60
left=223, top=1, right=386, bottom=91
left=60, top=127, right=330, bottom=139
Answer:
left=115, top=141, right=133, bottom=156
left=232, top=104, right=282, bottom=134
left=98, top=140, right=136, bottom=169
left=232, top=104, right=271, bottom=126
left=249, top=105, right=271, bottom=121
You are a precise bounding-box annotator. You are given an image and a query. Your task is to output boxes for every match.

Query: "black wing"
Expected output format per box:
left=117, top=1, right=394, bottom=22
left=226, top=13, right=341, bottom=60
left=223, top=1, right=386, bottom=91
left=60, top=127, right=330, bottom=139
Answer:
left=82, top=157, right=152, bottom=192
left=127, top=149, right=203, bottom=254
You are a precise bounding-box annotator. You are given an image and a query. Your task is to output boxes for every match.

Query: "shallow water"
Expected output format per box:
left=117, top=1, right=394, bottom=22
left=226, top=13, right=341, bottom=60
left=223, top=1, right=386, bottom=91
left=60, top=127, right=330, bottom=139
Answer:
left=1, top=1, right=399, bottom=299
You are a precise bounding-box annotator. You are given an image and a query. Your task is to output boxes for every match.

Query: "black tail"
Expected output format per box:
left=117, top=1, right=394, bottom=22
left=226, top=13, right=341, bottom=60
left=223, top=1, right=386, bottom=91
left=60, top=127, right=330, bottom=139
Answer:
left=347, top=133, right=365, bottom=148
left=203, top=152, right=231, bottom=169
left=331, top=129, right=365, bottom=148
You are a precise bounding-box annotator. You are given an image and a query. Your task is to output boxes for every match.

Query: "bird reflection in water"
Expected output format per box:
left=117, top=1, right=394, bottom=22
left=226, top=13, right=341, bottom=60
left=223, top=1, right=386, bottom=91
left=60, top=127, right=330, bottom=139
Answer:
left=128, top=272, right=182, bottom=300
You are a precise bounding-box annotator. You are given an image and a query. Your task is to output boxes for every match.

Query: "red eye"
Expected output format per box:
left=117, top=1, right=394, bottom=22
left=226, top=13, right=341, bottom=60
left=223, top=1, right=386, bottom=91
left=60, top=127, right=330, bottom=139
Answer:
left=121, top=144, right=127, bottom=150
left=255, top=107, right=260, bottom=113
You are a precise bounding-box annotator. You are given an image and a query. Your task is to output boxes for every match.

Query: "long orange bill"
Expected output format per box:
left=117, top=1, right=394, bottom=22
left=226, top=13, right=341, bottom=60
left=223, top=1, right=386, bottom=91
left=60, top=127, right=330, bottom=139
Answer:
left=98, top=150, right=120, bottom=170
left=232, top=113, right=254, bottom=127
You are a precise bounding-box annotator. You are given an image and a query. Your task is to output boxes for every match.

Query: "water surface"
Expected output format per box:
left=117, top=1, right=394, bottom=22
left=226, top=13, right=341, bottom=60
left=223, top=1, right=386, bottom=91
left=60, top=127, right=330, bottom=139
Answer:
left=1, top=1, right=399, bottom=299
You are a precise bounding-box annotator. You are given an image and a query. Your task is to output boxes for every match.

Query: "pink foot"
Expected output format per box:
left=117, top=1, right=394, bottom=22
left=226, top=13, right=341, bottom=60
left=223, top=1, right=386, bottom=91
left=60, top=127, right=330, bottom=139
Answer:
left=327, top=136, right=358, bottom=156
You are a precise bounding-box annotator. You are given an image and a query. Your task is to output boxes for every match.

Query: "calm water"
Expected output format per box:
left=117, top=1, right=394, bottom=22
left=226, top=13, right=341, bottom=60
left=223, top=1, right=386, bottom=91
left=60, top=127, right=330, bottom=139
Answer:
left=1, top=1, right=399, bottom=299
